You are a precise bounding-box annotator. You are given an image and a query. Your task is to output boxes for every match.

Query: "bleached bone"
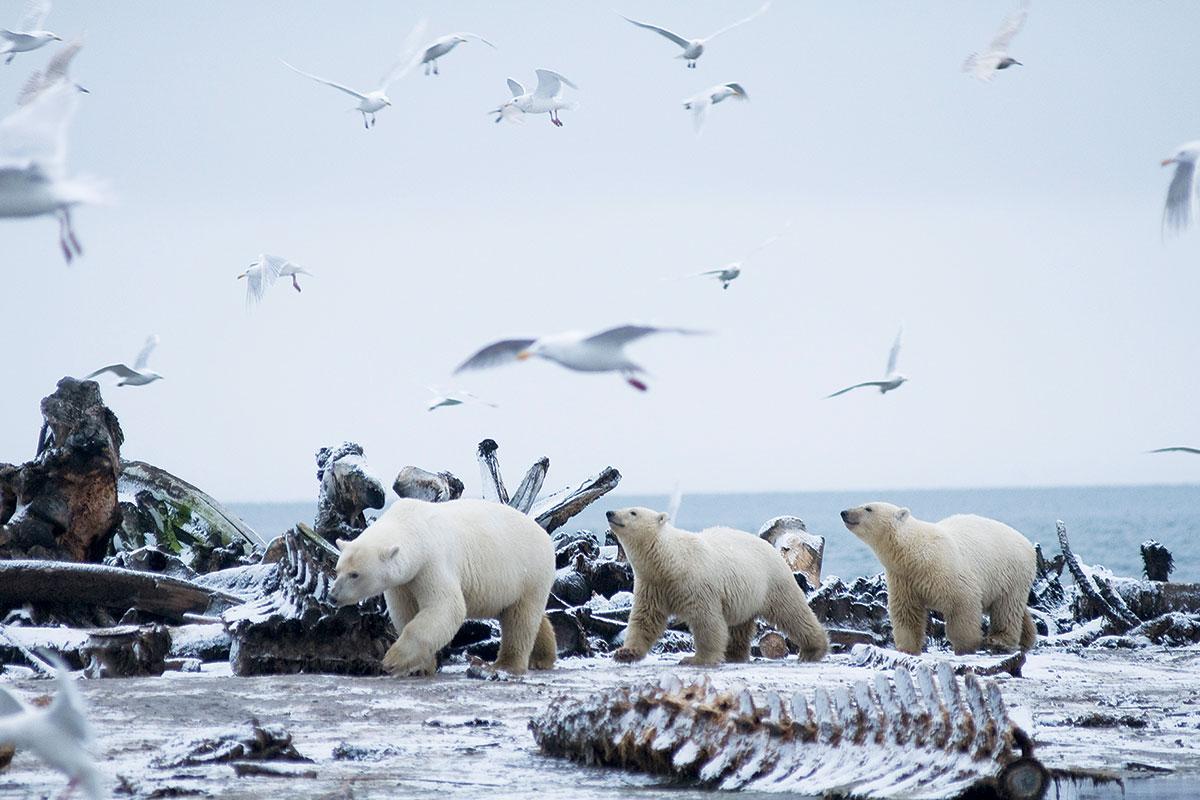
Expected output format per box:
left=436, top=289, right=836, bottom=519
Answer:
left=1056, top=521, right=1141, bottom=632
left=850, top=643, right=1027, bottom=678
left=530, top=665, right=1049, bottom=800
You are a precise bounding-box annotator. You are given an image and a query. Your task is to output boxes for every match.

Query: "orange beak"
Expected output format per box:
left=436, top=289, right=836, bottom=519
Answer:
left=516, top=351, right=532, bottom=361
left=1162, top=158, right=1177, bottom=167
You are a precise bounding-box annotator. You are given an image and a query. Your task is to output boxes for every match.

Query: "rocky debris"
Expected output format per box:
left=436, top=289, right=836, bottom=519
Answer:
left=152, top=719, right=310, bottom=768
left=808, top=574, right=892, bottom=640
left=531, top=664, right=1051, bottom=799
left=1141, top=540, right=1175, bottom=582
left=330, top=741, right=403, bottom=761
left=113, top=461, right=262, bottom=573
left=79, top=624, right=171, bottom=678
left=0, top=378, right=123, bottom=561
left=392, top=465, right=463, bottom=502
left=313, top=443, right=385, bottom=543
left=222, top=527, right=390, bottom=676
left=758, top=515, right=824, bottom=590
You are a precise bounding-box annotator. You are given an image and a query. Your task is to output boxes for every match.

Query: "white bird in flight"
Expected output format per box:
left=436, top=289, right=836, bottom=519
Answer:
left=454, top=325, right=704, bottom=392
left=0, top=655, right=106, bottom=800
left=426, top=387, right=497, bottom=412
left=418, top=32, right=495, bottom=76
left=683, top=82, right=748, bottom=133
left=1148, top=446, right=1200, bottom=456
left=618, top=2, right=771, bottom=69
left=0, top=0, right=61, bottom=65
left=492, top=69, right=578, bottom=127
left=678, top=222, right=789, bottom=289
left=827, top=327, right=907, bottom=398
left=0, top=80, right=103, bottom=263
left=86, top=335, right=163, bottom=387
left=963, top=2, right=1028, bottom=81
left=16, top=36, right=87, bottom=105
left=1161, top=141, right=1200, bottom=236
left=237, top=254, right=312, bottom=307
left=282, top=20, right=426, bottom=129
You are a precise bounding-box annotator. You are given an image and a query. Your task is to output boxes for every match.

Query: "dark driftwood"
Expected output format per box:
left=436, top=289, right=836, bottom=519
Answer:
left=510, top=458, right=549, bottom=514
left=476, top=439, right=509, bottom=505
left=0, top=561, right=234, bottom=621
left=534, top=468, right=622, bottom=534
left=313, top=443, right=385, bottom=543
left=1141, top=540, right=1175, bottom=582
left=1056, top=521, right=1140, bottom=632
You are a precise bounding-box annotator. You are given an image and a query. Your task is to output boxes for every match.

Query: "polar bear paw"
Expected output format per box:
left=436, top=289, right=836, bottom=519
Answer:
left=612, top=647, right=644, bottom=663
left=382, top=642, right=436, bottom=677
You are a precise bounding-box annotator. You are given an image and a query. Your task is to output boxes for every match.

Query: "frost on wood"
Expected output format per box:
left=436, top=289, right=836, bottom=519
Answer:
left=758, top=515, right=824, bottom=590
left=392, top=465, right=464, bottom=502
left=849, top=643, right=1027, bottom=678
left=531, top=664, right=1049, bottom=800
left=313, top=442, right=386, bottom=543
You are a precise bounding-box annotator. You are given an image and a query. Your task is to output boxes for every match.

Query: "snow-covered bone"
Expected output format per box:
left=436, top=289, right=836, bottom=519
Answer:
left=313, top=443, right=386, bottom=543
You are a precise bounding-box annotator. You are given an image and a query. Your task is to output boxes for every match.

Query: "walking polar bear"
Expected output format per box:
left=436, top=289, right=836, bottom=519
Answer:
left=329, top=498, right=557, bottom=676
left=840, top=502, right=1037, bottom=655
left=606, top=507, right=828, bottom=664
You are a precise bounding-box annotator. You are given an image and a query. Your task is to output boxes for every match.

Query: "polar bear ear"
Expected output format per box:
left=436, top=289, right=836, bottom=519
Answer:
left=380, top=545, right=401, bottom=561
left=656, top=512, right=668, bottom=527
left=894, top=507, right=911, bottom=524
left=335, top=538, right=350, bottom=551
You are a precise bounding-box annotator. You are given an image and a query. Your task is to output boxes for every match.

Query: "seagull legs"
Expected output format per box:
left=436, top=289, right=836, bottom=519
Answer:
left=292, top=275, right=302, bottom=293
left=361, top=111, right=369, bottom=129
left=687, top=60, right=696, bottom=68
left=56, top=208, right=82, bottom=264
left=549, top=110, right=563, bottom=127
left=623, top=372, right=648, bottom=392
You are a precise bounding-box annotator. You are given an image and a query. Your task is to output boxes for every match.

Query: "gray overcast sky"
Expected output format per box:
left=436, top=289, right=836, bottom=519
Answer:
left=3, top=1, right=1200, bottom=502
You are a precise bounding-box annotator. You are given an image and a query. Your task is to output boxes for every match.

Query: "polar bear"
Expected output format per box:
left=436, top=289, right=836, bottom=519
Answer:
left=329, top=498, right=557, bottom=676
left=605, top=507, right=828, bottom=665
left=840, top=502, right=1037, bottom=655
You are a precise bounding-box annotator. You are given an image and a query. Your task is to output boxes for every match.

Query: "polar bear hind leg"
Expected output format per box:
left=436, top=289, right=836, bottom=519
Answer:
left=944, top=595, right=985, bottom=655
left=493, top=598, right=545, bottom=675
left=984, top=595, right=1031, bottom=653
left=767, top=587, right=829, bottom=662
left=529, top=616, right=557, bottom=670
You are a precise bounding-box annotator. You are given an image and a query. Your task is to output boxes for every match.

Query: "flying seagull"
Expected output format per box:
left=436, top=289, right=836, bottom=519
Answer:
left=237, top=254, right=311, bottom=307
left=0, top=0, right=61, bottom=65
left=827, top=327, right=907, bottom=398
left=426, top=387, right=498, bottom=412
left=17, top=37, right=86, bottom=105
left=86, top=335, right=163, bottom=387
left=454, top=324, right=704, bottom=392
left=1148, top=447, right=1200, bottom=455
left=678, top=222, right=789, bottom=289
left=618, top=2, right=770, bottom=68
left=418, top=32, right=495, bottom=76
left=1161, top=141, right=1200, bottom=236
left=0, top=655, right=106, bottom=800
left=282, top=20, right=426, bottom=129
left=0, top=81, right=104, bottom=263
left=682, top=82, right=748, bottom=133
left=963, top=2, right=1028, bottom=81
left=492, top=69, right=578, bottom=126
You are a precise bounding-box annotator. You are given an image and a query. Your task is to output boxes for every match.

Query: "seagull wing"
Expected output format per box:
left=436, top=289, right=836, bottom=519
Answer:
left=1149, top=446, right=1200, bottom=455
left=704, top=1, right=771, bottom=42
left=454, top=338, right=538, bottom=373
left=378, top=18, right=428, bottom=91
left=987, top=4, right=1028, bottom=55
left=886, top=327, right=903, bottom=375
left=43, top=655, right=92, bottom=745
left=0, top=685, right=27, bottom=717
left=741, top=220, right=791, bottom=264
left=17, top=38, right=82, bottom=106
left=17, top=0, right=50, bottom=31
left=533, top=69, right=577, bottom=99
left=689, top=96, right=710, bottom=133
left=618, top=15, right=691, bottom=49
left=244, top=256, right=284, bottom=306
left=133, top=334, right=158, bottom=370
left=1163, top=159, right=1196, bottom=236
left=281, top=60, right=368, bottom=101
left=455, top=32, right=497, bottom=49
left=583, top=324, right=703, bottom=349
left=506, top=78, right=525, bottom=98
left=86, top=363, right=138, bottom=380
left=0, top=81, right=77, bottom=175
left=826, top=380, right=890, bottom=398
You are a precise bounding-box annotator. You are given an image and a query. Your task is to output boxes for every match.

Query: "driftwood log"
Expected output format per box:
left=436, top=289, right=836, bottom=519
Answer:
left=758, top=516, right=824, bottom=590
left=531, top=664, right=1049, bottom=799
left=1056, top=521, right=1141, bottom=633
left=392, top=466, right=463, bottom=502
left=1140, top=540, right=1174, bottom=582
left=313, top=443, right=385, bottom=543
left=0, top=378, right=124, bottom=561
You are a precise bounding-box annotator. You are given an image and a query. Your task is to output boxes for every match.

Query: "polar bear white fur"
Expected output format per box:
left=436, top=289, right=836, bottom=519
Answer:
left=840, top=501, right=1037, bottom=655
left=606, top=507, right=828, bottom=664
left=329, top=498, right=557, bottom=676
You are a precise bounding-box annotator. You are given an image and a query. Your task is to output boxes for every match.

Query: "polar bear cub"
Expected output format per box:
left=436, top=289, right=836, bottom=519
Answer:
left=840, top=501, right=1037, bottom=655
left=606, top=507, right=828, bottom=664
left=329, top=498, right=557, bottom=676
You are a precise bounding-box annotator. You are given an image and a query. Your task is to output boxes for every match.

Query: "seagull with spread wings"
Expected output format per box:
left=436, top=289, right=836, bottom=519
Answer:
left=1148, top=447, right=1200, bottom=456
left=417, top=32, right=495, bottom=76
left=1, top=0, right=61, bottom=65
left=237, top=254, right=312, bottom=307
left=618, top=2, right=770, bottom=68
left=1161, top=141, right=1200, bottom=236
left=426, top=387, right=498, bottom=412
left=0, top=655, right=106, bottom=800
left=492, top=69, right=578, bottom=126
left=963, top=2, right=1028, bottom=81
left=454, top=325, right=704, bottom=391
left=682, top=82, right=748, bottom=133
left=827, top=327, right=907, bottom=398
left=86, top=335, right=163, bottom=387
left=677, top=222, right=789, bottom=289
left=0, top=81, right=103, bottom=263
left=16, top=36, right=86, bottom=105
left=282, top=20, right=426, bottom=129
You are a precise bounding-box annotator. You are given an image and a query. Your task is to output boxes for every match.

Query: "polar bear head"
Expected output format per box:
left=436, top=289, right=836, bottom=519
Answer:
left=839, top=501, right=910, bottom=544
left=605, top=506, right=669, bottom=544
left=329, top=536, right=403, bottom=607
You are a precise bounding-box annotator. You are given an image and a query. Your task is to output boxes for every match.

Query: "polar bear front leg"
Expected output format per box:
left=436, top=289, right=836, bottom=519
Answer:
left=613, top=596, right=668, bottom=663
left=382, top=591, right=466, bottom=677
left=680, top=608, right=729, bottom=665
left=383, top=587, right=436, bottom=675
left=887, top=583, right=929, bottom=654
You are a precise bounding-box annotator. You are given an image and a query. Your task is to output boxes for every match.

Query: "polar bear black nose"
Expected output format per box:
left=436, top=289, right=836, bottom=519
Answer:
left=840, top=509, right=855, bottom=524
left=605, top=510, right=615, bottom=521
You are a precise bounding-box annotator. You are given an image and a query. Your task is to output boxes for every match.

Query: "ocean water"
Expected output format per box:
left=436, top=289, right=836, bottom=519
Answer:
left=230, top=484, right=1200, bottom=582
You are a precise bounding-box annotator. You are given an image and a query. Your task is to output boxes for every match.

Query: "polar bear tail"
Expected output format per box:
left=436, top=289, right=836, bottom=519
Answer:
left=1019, top=608, right=1037, bottom=651
left=530, top=615, right=558, bottom=670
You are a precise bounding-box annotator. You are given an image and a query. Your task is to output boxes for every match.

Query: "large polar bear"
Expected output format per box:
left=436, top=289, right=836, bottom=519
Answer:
left=840, top=502, right=1037, bottom=655
left=329, top=498, right=557, bottom=676
left=606, top=507, right=828, bottom=664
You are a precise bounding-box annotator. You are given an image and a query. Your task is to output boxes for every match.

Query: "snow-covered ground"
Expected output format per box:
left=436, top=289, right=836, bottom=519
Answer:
left=2, top=648, right=1199, bottom=799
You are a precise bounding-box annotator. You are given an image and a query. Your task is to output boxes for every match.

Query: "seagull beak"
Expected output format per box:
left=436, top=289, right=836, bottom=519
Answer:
left=1162, top=158, right=1177, bottom=167
left=516, top=351, right=532, bottom=361
left=75, top=84, right=89, bottom=94
left=236, top=272, right=246, bottom=280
